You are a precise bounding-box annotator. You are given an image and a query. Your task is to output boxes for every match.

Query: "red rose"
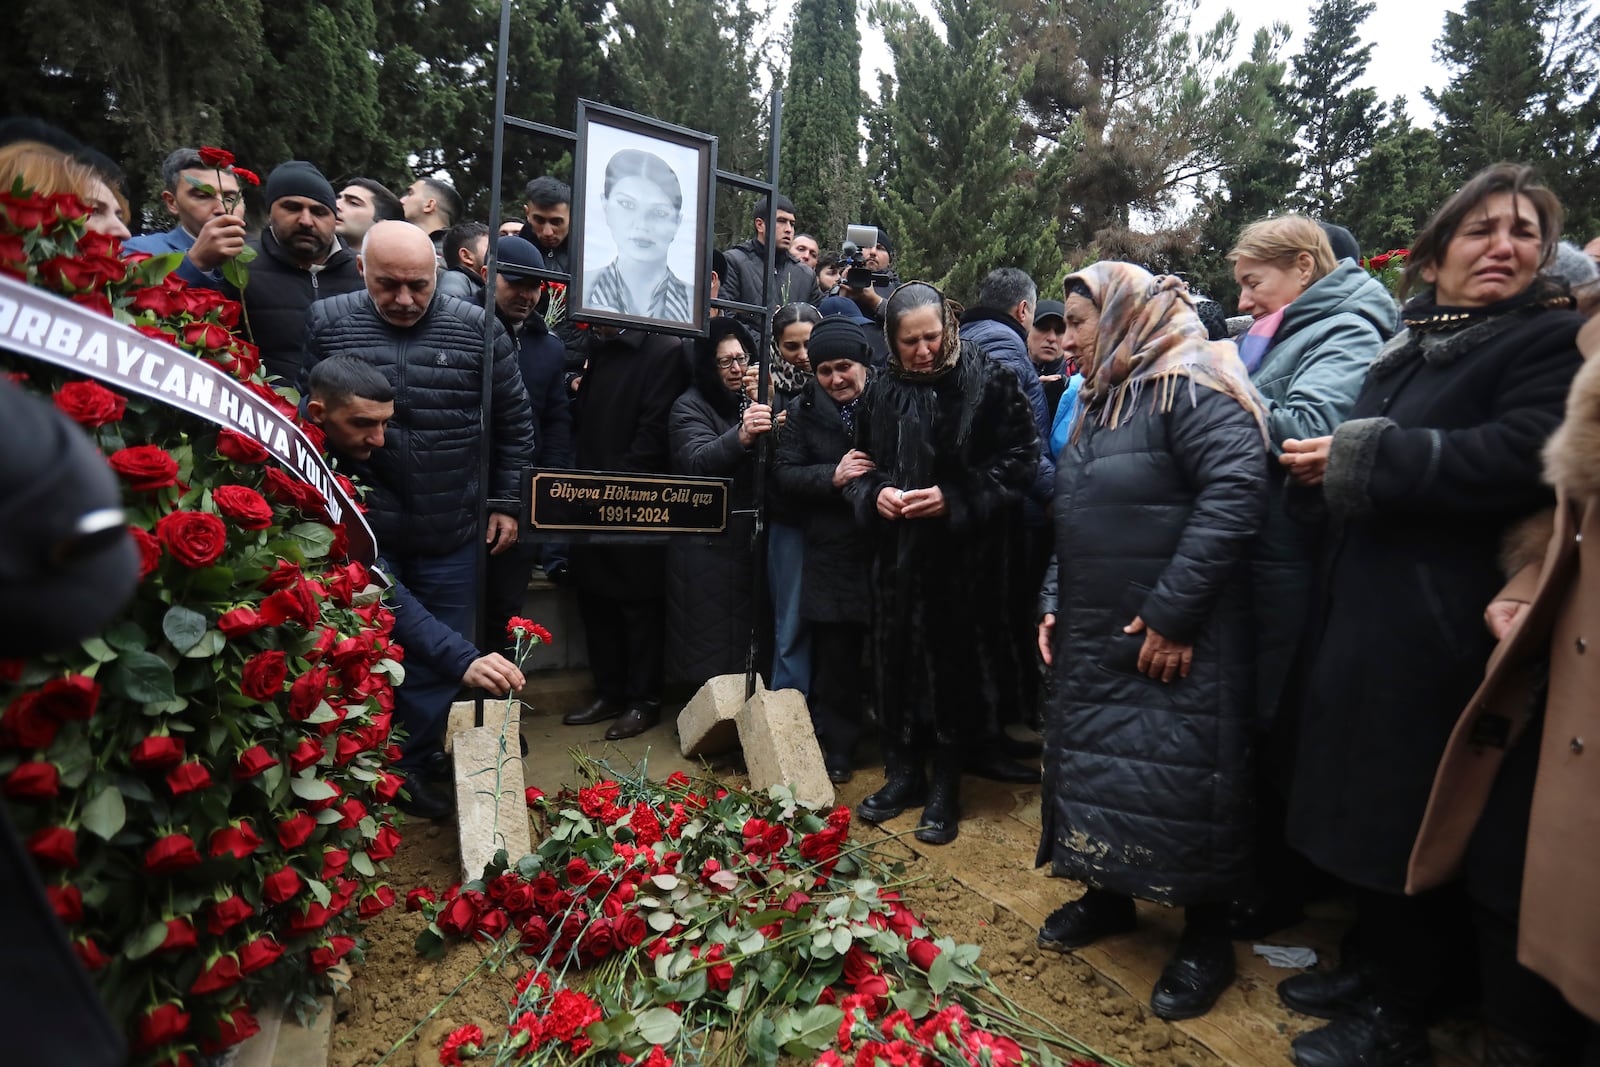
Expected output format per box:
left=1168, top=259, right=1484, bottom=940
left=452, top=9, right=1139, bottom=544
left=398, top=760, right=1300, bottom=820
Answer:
left=74, top=935, right=110, bottom=971
left=217, top=429, right=270, bottom=464
left=264, top=581, right=320, bottom=630
left=500, top=882, right=535, bottom=917
left=190, top=953, right=243, bottom=994
left=233, top=744, right=277, bottom=779
left=288, top=738, right=325, bottom=772
left=53, top=381, right=126, bottom=426
left=436, top=894, right=479, bottom=936
left=579, top=916, right=617, bottom=961
left=27, top=826, right=77, bottom=867
left=37, top=255, right=113, bottom=292
left=47, top=883, right=83, bottom=924
left=108, top=445, right=179, bottom=491
left=222, top=339, right=260, bottom=381
left=287, top=667, right=330, bottom=719
left=0, top=693, right=58, bottom=750
left=131, top=734, right=186, bottom=770
left=198, top=146, right=235, bottom=168
left=276, top=812, right=316, bottom=849
left=129, top=525, right=162, bottom=578
left=854, top=972, right=890, bottom=1005
left=288, top=900, right=335, bottom=934
left=264, top=466, right=325, bottom=514
left=133, top=1001, right=191, bottom=1054
left=156, top=916, right=198, bottom=953
left=703, top=943, right=734, bottom=991
left=182, top=320, right=233, bottom=353
left=166, top=760, right=213, bottom=795
left=144, top=833, right=202, bottom=875
left=217, top=607, right=265, bottom=637
left=616, top=910, right=648, bottom=947
left=233, top=167, right=261, bottom=187
left=237, top=934, right=284, bottom=974
left=155, top=510, right=229, bottom=568
left=369, top=823, right=401, bottom=861
left=37, top=675, right=99, bottom=721
left=305, top=779, right=343, bottom=811
left=199, top=1006, right=260, bottom=1054
left=209, top=820, right=261, bottom=860
left=0, top=190, right=85, bottom=231
left=263, top=865, right=303, bottom=904
left=213, top=485, right=274, bottom=530
left=0, top=231, right=25, bottom=276
left=207, top=895, right=254, bottom=934
left=374, top=771, right=403, bottom=803
left=5, top=760, right=59, bottom=799
left=310, top=934, right=356, bottom=973
left=476, top=908, right=509, bottom=941
left=240, top=650, right=287, bottom=701
left=321, top=847, right=350, bottom=878
left=899, top=943, right=936, bottom=979
left=404, top=888, right=437, bottom=915
left=358, top=885, right=397, bottom=918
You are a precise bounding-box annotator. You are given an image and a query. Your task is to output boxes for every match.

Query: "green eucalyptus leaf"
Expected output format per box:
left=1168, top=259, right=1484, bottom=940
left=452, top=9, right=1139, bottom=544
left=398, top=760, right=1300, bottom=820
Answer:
left=290, top=776, right=338, bottom=801
left=80, top=786, right=127, bottom=840
left=927, top=951, right=957, bottom=996
left=314, top=808, right=343, bottom=825
left=737, top=930, right=765, bottom=955
left=650, top=873, right=680, bottom=891
left=107, top=649, right=177, bottom=703
left=647, top=910, right=675, bottom=932
left=788, top=1005, right=843, bottom=1052
left=306, top=878, right=331, bottom=907
left=259, top=763, right=284, bottom=797
left=633, top=1007, right=680, bottom=1046
left=830, top=926, right=852, bottom=955
left=746, top=1015, right=780, bottom=1067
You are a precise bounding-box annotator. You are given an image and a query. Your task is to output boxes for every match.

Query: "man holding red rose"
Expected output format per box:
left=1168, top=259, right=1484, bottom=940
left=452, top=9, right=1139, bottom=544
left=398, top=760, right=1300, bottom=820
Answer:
left=123, top=147, right=248, bottom=289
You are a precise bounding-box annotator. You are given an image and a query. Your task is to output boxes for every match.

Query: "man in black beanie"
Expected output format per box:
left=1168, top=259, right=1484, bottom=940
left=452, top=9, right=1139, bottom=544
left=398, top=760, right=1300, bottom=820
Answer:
left=222, top=160, right=363, bottom=384
left=720, top=193, right=819, bottom=320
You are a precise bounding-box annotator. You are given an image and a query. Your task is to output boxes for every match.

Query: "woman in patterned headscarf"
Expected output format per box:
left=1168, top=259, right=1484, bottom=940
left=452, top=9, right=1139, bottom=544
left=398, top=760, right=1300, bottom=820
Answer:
left=1034, top=262, right=1270, bottom=1022
left=844, top=281, right=1039, bottom=845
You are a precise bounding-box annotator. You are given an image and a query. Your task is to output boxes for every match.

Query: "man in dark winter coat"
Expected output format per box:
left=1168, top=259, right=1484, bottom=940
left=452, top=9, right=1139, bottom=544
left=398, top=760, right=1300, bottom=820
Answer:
left=305, top=355, right=527, bottom=819
left=436, top=221, right=489, bottom=303
left=298, top=221, right=535, bottom=812
left=478, top=235, right=575, bottom=633
left=957, top=268, right=1056, bottom=782
left=222, top=161, right=364, bottom=385
left=519, top=175, right=588, bottom=378
left=721, top=194, right=820, bottom=317
left=562, top=326, right=690, bottom=741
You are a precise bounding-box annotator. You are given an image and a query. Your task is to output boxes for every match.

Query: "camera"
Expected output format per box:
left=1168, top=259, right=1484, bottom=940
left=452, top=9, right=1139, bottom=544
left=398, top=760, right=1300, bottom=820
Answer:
left=839, top=224, right=891, bottom=290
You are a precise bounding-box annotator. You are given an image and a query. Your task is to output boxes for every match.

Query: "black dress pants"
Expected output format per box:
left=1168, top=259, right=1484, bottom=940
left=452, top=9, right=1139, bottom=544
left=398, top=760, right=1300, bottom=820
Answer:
left=809, top=622, right=869, bottom=764
left=578, top=590, right=665, bottom=707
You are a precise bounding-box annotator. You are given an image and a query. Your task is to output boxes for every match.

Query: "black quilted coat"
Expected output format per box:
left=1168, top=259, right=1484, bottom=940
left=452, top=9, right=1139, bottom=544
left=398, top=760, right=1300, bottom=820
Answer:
left=1037, top=385, right=1268, bottom=906
left=224, top=228, right=363, bottom=385
left=299, top=291, right=535, bottom=558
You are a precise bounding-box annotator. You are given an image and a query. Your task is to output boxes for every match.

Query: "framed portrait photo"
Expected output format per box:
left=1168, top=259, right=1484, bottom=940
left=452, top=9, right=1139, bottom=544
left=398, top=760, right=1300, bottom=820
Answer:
left=570, top=101, right=716, bottom=337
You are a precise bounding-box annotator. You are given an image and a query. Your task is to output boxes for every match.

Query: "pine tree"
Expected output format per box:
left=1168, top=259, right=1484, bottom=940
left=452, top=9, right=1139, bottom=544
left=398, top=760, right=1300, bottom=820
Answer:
left=1289, top=0, right=1382, bottom=216
left=873, top=0, right=1058, bottom=301
left=780, top=0, right=865, bottom=247
left=1342, top=99, right=1451, bottom=255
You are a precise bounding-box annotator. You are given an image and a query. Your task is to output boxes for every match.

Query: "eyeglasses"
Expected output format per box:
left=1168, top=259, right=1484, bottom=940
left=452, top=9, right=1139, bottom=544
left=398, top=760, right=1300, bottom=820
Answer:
left=715, top=354, right=750, bottom=370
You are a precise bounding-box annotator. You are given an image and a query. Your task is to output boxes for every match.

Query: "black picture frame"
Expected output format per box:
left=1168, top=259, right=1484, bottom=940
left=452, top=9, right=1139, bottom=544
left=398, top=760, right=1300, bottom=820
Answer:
left=569, top=101, right=716, bottom=338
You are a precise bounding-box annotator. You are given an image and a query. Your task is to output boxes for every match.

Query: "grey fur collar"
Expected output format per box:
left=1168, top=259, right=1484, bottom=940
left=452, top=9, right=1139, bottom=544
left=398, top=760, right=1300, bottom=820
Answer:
left=1368, top=312, right=1527, bottom=378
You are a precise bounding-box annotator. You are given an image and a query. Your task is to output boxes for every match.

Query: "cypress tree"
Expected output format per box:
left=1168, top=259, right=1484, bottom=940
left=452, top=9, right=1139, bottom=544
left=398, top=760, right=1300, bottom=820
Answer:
left=1289, top=0, right=1382, bottom=216
left=780, top=0, right=865, bottom=247
left=1341, top=99, right=1452, bottom=255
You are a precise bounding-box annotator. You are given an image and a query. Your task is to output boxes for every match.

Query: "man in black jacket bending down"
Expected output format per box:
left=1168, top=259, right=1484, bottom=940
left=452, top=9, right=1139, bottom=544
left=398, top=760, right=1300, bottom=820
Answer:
left=299, top=221, right=535, bottom=817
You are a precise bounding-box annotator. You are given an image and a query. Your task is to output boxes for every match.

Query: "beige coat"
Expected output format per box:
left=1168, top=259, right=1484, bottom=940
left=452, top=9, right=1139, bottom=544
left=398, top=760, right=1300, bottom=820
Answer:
left=1408, top=344, right=1600, bottom=1021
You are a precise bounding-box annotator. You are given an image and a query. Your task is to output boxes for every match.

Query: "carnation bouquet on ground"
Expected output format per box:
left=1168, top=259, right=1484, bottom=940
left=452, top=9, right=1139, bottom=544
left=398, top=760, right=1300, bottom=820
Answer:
left=0, top=183, right=404, bottom=1065
left=401, top=756, right=1127, bottom=1067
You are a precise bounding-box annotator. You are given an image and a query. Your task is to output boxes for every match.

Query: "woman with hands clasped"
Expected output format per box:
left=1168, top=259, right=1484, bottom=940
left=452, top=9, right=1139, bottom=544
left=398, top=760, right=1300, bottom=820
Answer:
left=664, top=319, right=773, bottom=686
left=1033, top=263, right=1270, bottom=1024
left=844, top=282, right=1039, bottom=846
left=1275, top=164, right=1585, bottom=1067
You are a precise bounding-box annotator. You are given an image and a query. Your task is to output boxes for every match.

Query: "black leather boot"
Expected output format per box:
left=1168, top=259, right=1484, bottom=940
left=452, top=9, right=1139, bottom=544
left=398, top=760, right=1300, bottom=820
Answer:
left=913, top=757, right=962, bottom=844
left=1289, top=1002, right=1434, bottom=1067
left=1278, top=966, right=1373, bottom=1020
left=1037, top=888, right=1137, bottom=952
left=857, top=751, right=926, bottom=823
left=1150, top=931, right=1236, bottom=1021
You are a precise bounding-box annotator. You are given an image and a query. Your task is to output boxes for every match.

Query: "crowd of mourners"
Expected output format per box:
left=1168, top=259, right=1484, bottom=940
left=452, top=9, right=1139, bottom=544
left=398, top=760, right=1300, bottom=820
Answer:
left=6, top=119, right=1600, bottom=1065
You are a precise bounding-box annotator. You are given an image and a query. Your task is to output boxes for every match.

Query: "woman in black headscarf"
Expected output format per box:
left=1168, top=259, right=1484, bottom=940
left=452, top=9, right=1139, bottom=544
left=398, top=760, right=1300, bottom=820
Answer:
left=844, top=282, right=1038, bottom=844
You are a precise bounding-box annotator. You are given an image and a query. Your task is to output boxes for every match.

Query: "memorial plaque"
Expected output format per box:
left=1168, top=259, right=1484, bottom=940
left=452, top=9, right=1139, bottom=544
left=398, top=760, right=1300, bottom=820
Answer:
left=525, top=470, right=729, bottom=536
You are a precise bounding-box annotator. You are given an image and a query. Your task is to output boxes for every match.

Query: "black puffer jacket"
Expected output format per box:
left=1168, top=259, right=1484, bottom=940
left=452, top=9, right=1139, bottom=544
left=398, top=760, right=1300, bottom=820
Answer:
left=664, top=338, right=761, bottom=683
left=721, top=238, right=819, bottom=315
left=224, top=228, right=362, bottom=385
left=299, top=291, right=535, bottom=558
left=771, top=378, right=871, bottom=624
left=1037, top=385, right=1269, bottom=906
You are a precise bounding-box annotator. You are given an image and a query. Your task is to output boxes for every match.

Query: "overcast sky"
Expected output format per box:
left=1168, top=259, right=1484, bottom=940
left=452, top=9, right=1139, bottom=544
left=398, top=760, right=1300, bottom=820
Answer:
left=843, top=0, right=1463, bottom=121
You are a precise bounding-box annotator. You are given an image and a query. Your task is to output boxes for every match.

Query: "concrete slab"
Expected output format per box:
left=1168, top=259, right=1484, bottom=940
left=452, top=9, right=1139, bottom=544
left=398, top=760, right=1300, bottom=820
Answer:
left=735, top=686, right=833, bottom=808
left=452, top=709, right=532, bottom=882
left=677, top=674, right=753, bottom=757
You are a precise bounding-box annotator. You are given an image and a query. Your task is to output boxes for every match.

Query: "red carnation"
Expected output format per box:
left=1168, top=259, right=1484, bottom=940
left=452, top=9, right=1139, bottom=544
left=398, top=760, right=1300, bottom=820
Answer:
left=47, top=883, right=83, bottom=924
left=209, top=821, right=262, bottom=860
left=156, top=915, right=198, bottom=953
left=4, top=760, right=60, bottom=799
left=213, top=485, right=274, bottom=530
left=52, top=381, right=126, bottom=426
left=240, top=650, right=288, bottom=700
left=133, top=1002, right=191, bottom=1054
left=197, top=146, right=235, bottom=168
left=27, top=826, right=77, bottom=867
left=131, top=734, right=186, bottom=770
left=199, top=1006, right=260, bottom=1054
left=233, top=167, right=261, bottom=187
left=129, top=525, right=162, bottom=578
left=37, top=674, right=99, bottom=721
left=143, top=833, right=202, bottom=875
left=440, top=1025, right=484, bottom=1066
left=166, top=760, right=213, bottom=796
left=217, top=607, right=266, bottom=637
left=190, top=953, right=243, bottom=995
left=207, top=895, right=254, bottom=935
left=233, top=744, right=277, bottom=779
left=108, top=445, right=179, bottom=491
left=263, top=865, right=303, bottom=905
left=217, top=429, right=269, bottom=464
left=155, top=510, right=229, bottom=568
left=237, top=934, right=284, bottom=974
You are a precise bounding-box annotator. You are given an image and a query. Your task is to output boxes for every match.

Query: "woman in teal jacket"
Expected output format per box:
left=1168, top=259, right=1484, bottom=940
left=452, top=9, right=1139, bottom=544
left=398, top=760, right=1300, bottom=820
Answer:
left=1226, top=215, right=1398, bottom=935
